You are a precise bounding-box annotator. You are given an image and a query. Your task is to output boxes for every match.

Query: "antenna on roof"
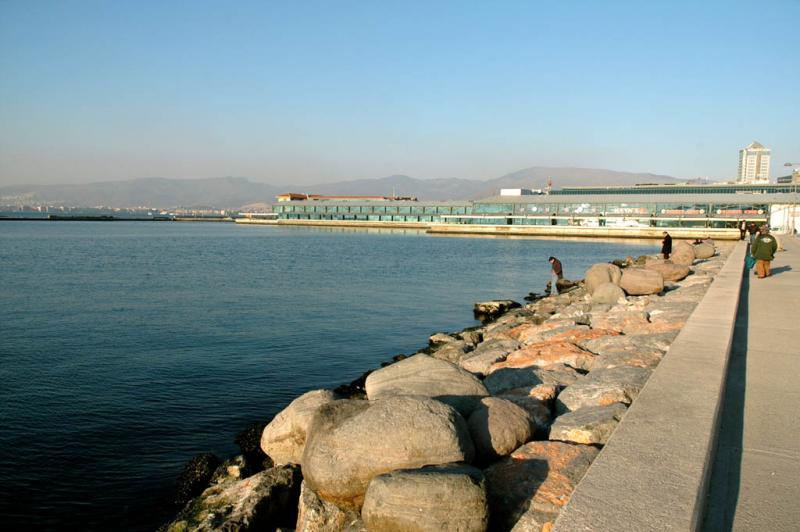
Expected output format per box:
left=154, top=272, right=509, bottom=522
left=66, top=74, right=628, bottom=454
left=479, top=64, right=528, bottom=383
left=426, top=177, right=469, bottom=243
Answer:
left=545, top=177, right=553, bottom=195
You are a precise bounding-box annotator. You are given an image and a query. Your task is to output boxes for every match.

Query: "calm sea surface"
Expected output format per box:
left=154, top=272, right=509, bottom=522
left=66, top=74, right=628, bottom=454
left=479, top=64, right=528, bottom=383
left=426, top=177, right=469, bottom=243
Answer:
left=0, top=221, right=658, bottom=530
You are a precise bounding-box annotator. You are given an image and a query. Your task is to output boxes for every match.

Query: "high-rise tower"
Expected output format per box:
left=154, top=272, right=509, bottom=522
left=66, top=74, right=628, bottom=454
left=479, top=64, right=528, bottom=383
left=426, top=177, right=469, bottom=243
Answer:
left=737, top=141, right=771, bottom=184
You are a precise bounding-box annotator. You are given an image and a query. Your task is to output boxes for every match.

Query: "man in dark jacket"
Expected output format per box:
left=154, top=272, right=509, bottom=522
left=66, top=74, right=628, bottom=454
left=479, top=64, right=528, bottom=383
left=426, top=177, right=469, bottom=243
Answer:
left=549, top=256, right=563, bottom=294
left=751, top=225, right=778, bottom=278
left=661, top=232, right=672, bottom=259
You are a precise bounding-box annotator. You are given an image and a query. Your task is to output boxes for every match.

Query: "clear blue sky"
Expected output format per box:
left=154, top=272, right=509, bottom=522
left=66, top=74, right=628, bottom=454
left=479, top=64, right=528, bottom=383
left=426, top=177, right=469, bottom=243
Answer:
left=1, top=0, right=798, bottom=186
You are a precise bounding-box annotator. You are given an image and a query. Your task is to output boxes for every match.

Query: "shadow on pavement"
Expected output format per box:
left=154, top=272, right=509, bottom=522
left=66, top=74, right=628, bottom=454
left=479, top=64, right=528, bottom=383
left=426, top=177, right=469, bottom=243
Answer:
left=701, top=267, right=749, bottom=531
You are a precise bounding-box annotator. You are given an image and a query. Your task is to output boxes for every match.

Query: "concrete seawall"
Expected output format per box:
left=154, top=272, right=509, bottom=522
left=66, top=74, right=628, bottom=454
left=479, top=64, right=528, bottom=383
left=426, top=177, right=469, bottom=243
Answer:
left=235, top=218, right=741, bottom=240
left=553, top=240, right=747, bottom=531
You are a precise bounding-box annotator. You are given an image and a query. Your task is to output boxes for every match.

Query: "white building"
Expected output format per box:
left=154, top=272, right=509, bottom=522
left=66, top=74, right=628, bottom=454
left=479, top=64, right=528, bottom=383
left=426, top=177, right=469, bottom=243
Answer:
left=737, top=141, right=771, bottom=184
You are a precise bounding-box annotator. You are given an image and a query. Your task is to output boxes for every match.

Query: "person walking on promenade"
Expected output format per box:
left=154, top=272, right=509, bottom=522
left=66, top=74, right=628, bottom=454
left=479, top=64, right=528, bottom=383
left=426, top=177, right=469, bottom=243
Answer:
left=739, top=220, right=747, bottom=240
left=751, top=225, right=778, bottom=278
left=549, top=256, right=563, bottom=294
left=661, top=231, right=672, bottom=260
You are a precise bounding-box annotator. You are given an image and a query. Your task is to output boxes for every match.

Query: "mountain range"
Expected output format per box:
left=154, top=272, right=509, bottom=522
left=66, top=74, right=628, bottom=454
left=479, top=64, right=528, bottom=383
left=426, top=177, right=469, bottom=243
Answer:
left=1, top=167, right=685, bottom=209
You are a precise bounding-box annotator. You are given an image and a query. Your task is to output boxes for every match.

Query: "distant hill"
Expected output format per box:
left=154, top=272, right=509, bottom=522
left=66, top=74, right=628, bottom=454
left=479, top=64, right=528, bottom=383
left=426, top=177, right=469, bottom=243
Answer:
left=0, top=167, right=685, bottom=209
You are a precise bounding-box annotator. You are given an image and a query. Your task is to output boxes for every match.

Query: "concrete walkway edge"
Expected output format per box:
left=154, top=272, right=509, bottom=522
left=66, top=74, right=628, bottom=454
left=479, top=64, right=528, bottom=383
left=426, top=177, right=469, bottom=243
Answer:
left=553, top=241, right=748, bottom=531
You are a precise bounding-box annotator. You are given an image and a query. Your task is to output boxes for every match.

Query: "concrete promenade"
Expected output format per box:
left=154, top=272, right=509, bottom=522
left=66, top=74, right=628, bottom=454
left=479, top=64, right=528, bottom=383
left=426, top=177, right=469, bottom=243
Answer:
left=703, top=235, right=800, bottom=531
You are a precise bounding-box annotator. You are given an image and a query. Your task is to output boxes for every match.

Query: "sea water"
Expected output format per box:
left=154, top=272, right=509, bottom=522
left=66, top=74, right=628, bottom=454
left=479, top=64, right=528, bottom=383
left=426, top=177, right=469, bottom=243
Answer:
left=0, top=221, right=657, bottom=530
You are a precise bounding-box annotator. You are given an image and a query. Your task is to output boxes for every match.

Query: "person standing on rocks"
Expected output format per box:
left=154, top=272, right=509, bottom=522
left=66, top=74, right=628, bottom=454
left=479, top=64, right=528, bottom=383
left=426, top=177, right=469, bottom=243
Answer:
left=751, top=225, right=778, bottom=279
left=549, top=256, right=563, bottom=294
left=661, top=231, right=672, bottom=260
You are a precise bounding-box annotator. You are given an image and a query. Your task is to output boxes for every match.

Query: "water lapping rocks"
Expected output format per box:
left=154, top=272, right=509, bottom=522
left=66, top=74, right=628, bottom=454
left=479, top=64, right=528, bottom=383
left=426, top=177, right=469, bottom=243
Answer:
left=163, top=240, right=731, bottom=532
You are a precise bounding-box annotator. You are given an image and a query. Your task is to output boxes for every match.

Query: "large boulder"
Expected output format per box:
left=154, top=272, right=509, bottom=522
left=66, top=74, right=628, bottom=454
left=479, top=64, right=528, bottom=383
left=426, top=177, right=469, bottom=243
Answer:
left=644, top=260, right=691, bottom=282
left=556, top=366, right=652, bottom=414
left=591, top=282, right=626, bottom=304
left=459, top=337, right=520, bottom=377
left=295, top=481, right=365, bottom=532
left=619, top=268, right=664, bottom=296
left=484, top=441, right=599, bottom=531
left=365, top=354, right=488, bottom=416
left=484, top=363, right=582, bottom=396
left=549, top=403, right=628, bottom=445
left=361, top=465, right=488, bottom=532
left=489, top=341, right=597, bottom=372
left=261, top=390, right=338, bottom=465
left=467, top=397, right=535, bottom=461
left=165, top=465, right=302, bottom=532
left=302, top=397, right=475, bottom=509
left=584, top=263, right=622, bottom=295
left=693, top=242, right=715, bottom=259
left=671, top=241, right=696, bottom=266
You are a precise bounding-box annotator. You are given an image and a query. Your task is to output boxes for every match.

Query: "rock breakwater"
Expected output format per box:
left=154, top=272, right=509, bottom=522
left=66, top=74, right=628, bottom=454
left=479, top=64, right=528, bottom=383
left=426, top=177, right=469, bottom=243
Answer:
left=163, top=240, right=732, bottom=532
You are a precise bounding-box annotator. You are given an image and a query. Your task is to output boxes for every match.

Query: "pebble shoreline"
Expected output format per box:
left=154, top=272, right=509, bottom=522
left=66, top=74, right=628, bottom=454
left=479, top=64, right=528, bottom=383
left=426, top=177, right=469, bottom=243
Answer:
left=163, top=239, right=732, bottom=532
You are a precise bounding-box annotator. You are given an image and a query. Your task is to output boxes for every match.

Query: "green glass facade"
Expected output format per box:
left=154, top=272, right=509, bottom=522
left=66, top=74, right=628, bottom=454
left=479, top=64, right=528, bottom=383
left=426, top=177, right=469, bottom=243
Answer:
left=271, top=187, right=789, bottom=228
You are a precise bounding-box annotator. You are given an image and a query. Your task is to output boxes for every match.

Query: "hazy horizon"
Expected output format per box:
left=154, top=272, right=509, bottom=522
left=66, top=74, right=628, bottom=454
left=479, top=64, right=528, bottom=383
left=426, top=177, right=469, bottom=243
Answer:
left=1, top=1, right=798, bottom=187
left=0, top=165, right=688, bottom=190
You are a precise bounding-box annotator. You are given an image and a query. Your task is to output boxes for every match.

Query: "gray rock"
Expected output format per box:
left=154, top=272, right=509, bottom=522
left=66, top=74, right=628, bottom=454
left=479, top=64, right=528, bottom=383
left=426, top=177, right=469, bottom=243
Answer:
left=498, top=394, right=554, bottom=436
left=429, top=340, right=470, bottom=364
left=295, top=481, right=365, bottom=532
left=671, top=241, right=696, bottom=266
left=459, top=337, right=521, bottom=377
left=361, top=465, right=488, bottom=532
left=467, top=397, right=536, bottom=461
left=261, top=389, right=338, bottom=466
left=644, top=260, right=691, bottom=282
left=591, top=282, right=626, bottom=304
left=302, top=396, right=475, bottom=509
left=484, top=364, right=582, bottom=396
left=174, top=453, right=221, bottom=506
left=553, top=302, right=593, bottom=319
left=549, top=403, right=628, bottom=445
left=484, top=442, right=599, bottom=531
left=662, top=283, right=710, bottom=303
left=429, top=332, right=457, bottom=345
left=457, top=329, right=483, bottom=347
left=165, top=465, right=302, bottom=532
left=210, top=455, right=247, bottom=486
left=556, top=366, right=653, bottom=414
left=579, top=332, right=676, bottom=356
left=474, top=300, right=521, bottom=321
left=365, top=354, right=488, bottom=416
left=619, top=268, right=664, bottom=296
left=591, top=348, right=664, bottom=370
left=693, top=242, right=715, bottom=259
left=584, top=263, right=622, bottom=294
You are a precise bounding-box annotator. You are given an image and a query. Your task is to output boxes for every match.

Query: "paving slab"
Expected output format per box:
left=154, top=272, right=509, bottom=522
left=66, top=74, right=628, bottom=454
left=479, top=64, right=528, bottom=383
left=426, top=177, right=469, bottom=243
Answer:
left=704, top=235, right=800, bottom=532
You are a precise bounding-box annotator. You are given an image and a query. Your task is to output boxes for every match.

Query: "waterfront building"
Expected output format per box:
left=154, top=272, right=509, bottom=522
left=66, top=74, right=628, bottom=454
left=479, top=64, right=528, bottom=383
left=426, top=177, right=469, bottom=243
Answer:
left=776, top=169, right=800, bottom=185
left=737, top=141, right=771, bottom=184
left=261, top=182, right=800, bottom=235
